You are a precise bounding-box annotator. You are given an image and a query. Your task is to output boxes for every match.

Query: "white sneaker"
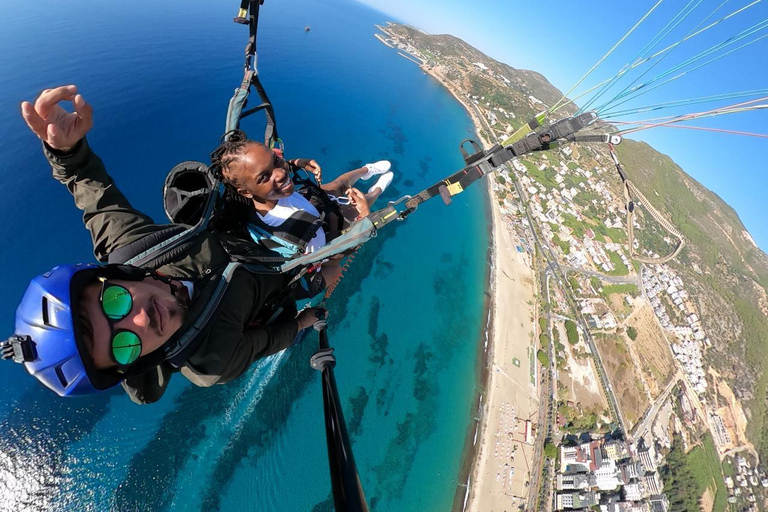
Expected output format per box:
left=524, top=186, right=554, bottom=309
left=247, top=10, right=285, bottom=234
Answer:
left=361, top=160, right=391, bottom=180
left=368, top=171, right=394, bottom=194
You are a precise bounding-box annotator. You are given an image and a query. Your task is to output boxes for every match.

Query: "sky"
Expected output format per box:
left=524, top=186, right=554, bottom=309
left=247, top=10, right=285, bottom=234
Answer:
left=355, top=0, right=768, bottom=252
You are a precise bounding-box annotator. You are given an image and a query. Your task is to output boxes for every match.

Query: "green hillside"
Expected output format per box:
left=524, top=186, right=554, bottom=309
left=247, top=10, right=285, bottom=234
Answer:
left=613, top=139, right=768, bottom=459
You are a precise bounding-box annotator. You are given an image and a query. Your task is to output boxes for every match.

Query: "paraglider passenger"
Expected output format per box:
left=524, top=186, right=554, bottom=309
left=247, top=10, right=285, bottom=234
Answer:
left=212, top=130, right=394, bottom=305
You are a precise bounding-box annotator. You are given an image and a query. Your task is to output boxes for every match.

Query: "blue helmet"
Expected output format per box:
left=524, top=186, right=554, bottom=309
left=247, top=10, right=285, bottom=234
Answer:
left=7, top=263, right=147, bottom=397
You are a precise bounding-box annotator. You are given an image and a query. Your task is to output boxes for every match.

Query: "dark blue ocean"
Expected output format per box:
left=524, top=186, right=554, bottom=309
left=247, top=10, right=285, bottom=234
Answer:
left=0, top=1, right=489, bottom=510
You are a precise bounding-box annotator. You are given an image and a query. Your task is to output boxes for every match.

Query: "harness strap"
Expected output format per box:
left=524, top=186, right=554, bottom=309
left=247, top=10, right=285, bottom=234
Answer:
left=608, top=144, right=686, bottom=264
left=249, top=209, right=326, bottom=255
left=166, top=262, right=243, bottom=366
left=392, top=112, right=601, bottom=218
left=279, top=218, right=377, bottom=273
left=108, top=225, right=188, bottom=267
left=226, top=0, right=279, bottom=147
left=565, top=134, right=623, bottom=144
left=292, top=170, right=346, bottom=240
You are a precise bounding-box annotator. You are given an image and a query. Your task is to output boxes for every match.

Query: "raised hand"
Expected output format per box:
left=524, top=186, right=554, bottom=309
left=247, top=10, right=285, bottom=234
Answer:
left=293, top=158, right=322, bottom=184
left=20, top=85, right=94, bottom=151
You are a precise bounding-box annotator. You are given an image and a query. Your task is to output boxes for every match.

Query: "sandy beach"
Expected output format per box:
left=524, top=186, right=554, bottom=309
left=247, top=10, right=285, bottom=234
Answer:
left=462, top=186, right=540, bottom=512
left=418, top=67, right=542, bottom=512
left=415, top=61, right=541, bottom=512
left=374, top=27, right=542, bottom=510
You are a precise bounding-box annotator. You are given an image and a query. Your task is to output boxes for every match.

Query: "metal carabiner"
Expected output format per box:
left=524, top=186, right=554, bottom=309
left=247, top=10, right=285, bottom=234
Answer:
left=387, top=194, right=415, bottom=221
left=387, top=194, right=412, bottom=207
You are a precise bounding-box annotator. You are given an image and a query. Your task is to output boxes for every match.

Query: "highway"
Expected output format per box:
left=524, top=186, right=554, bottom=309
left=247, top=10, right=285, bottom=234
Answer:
left=513, top=177, right=626, bottom=435
left=512, top=173, right=629, bottom=511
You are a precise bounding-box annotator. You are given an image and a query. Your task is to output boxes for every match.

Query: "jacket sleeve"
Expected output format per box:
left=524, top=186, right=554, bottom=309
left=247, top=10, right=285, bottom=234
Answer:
left=179, top=273, right=301, bottom=386
left=220, top=314, right=301, bottom=383
left=44, top=138, right=165, bottom=262
left=180, top=319, right=300, bottom=387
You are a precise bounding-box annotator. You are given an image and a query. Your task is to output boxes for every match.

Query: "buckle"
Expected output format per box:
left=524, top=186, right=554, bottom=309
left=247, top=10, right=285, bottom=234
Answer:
left=1, top=335, right=37, bottom=364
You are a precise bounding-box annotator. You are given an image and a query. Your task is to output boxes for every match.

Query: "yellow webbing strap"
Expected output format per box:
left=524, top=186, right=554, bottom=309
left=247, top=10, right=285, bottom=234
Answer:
left=446, top=182, right=464, bottom=195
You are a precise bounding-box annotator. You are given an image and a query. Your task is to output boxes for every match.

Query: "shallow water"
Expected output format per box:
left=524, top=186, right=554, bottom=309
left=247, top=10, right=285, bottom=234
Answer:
left=0, top=1, right=489, bottom=510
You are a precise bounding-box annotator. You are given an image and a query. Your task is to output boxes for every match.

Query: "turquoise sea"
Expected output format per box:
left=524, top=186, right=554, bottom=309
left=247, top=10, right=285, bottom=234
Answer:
left=0, top=1, right=489, bottom=510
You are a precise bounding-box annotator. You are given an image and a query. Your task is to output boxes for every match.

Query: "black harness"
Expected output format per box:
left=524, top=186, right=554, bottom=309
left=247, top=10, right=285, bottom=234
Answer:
left=246, top=169, right=346, bottom=257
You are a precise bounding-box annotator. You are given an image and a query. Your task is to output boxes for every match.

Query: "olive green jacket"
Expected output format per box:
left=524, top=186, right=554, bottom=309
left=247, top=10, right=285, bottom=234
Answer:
left=45, top=139, right=299, bottom=404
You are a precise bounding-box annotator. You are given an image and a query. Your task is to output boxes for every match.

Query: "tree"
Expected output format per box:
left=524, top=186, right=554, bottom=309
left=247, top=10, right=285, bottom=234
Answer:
left=565, top=320, right=579, bottom=345
left=627, top=326, right=638, bottom=340
left=537, top=349, right=549, bottom=366
left=544, top=441, right=557, bottom=459
left=496, top=175, right=507, bottom=185
left=660, top=433, right=699, bottom=512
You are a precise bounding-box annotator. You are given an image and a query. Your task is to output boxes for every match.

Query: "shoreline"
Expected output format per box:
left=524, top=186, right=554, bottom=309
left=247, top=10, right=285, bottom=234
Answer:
left=451, top=190, right=496, bottom=512
left=373, top=25, right=540, bottom=511
left=409, top=55, right=539, bottom=512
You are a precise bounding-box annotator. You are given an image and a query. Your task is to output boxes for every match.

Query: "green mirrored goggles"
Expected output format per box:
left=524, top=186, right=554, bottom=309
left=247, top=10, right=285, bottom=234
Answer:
left=99, top=280, right=142, bottom=366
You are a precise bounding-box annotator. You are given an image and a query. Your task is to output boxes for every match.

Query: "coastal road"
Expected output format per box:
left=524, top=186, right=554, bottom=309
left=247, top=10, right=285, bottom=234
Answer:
left=512, top=174, right=628, bottom=511
left=527, top=253, right=553, bottom=512
left=512, top=177, right=626, bottom=435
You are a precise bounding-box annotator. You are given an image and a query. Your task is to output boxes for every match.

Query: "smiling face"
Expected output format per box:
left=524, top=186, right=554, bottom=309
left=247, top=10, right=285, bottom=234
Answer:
left=77, top=277, right=187, bottom=370
left=222, top=142, right=294, bottom=205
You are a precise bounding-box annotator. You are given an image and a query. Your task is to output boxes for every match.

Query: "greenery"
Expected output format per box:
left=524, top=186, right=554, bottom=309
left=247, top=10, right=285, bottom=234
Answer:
left=496, top=175, right=506, bottom=185
left=626, top=326, right=638, bottom=340
left=572, top=190, right=601, bottom=209
left=562, top=172, right=586, bottom=190
left=734, top=293, right=768, bottom=464
left=687, top=434, right=728, bottom=512
left=557, top=403, right=599, bottom=433
left=606, top=251, right=629, bottom=276
left=537, top=349, right=549, bottom=366
left=658, top=433, right=727, bottom=512
left=544, top=441, right=557, bottom=459
left=565, top=320, right=579, bottom=345
left=660, top=433, right=700, bottom=512
left=561, top=213, right=587, bottom=239
left=602, top=283, right=639, bottom=296
left=593, top=223, right=627, bottom=244
left=552, top=233, right=571, bottom=254
left=617, top=139, right=768, bottom=285
left=523, top=159, right=559, bottom=189
left=539, top=317, right=547, bottom=332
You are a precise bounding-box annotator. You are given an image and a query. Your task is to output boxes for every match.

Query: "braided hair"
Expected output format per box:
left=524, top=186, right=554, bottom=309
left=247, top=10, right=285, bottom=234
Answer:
left=209, top=129, right=268, bottom=189
left=208, top=130, right=265, bottom=232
